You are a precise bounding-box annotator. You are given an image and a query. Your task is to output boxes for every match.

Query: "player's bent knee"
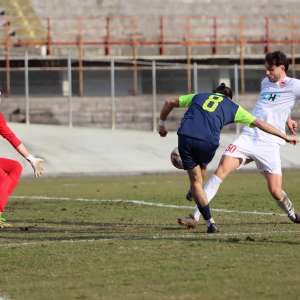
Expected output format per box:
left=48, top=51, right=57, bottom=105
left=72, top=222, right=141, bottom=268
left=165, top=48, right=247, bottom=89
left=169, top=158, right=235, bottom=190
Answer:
left=215, top=156, right=241, bottom=179
left=215, top=164, right=233, bottom=179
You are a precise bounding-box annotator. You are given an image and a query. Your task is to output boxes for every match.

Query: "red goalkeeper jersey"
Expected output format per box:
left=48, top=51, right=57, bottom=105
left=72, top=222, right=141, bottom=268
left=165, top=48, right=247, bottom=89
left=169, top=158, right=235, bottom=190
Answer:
left=0, top=113, right=21, bottom=148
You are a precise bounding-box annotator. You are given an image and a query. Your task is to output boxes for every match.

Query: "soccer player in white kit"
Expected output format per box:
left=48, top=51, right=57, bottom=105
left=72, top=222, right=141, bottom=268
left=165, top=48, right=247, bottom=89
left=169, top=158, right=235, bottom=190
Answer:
left=178, top=51, right=300, bottom=229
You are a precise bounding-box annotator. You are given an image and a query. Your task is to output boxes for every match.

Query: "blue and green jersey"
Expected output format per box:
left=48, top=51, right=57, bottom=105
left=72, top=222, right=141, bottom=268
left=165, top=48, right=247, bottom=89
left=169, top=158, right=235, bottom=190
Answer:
left=177, top=93, right=256, bottom=145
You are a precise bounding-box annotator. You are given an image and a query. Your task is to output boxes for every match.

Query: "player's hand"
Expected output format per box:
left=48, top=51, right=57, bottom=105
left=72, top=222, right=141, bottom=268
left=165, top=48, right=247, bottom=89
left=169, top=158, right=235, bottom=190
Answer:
left=285, top=134, right=299, bottom=145
left=287, top=119, right=298, bottom=135
left=158, top=120, right=168, bottom=137
left=27, top=156, right=44, bottom=177
left=158, top=125, right=168, bottom=137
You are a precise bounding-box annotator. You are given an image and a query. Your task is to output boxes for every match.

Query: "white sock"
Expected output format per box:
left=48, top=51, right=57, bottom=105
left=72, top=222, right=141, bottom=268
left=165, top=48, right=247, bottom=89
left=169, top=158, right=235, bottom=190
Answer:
left=276, top=191, right=296, bottom=221
left=193, top=174, right=223, bottom=221
left=205, top=218, right=215, bottom=226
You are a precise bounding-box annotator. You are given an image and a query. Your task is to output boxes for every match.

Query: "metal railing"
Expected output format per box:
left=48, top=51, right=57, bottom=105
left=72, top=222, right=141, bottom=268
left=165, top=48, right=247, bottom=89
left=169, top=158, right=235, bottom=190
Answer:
left=1, top=15, right=300, bottom=96
left=3, top=53, right=250, bottom=131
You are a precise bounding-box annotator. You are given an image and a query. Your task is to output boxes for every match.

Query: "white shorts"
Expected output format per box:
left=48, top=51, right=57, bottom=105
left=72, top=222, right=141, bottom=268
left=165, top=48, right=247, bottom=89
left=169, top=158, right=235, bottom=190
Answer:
left=223, top=134, right=282, bottom=175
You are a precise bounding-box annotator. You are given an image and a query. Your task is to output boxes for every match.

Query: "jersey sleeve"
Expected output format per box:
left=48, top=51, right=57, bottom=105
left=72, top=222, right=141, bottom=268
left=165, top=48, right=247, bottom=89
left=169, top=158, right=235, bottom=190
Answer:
left=234, top=106, right=256, bottom=127
left=0, top=113, right=22, bottom=148
left=178, top=94, right=196, bottom=107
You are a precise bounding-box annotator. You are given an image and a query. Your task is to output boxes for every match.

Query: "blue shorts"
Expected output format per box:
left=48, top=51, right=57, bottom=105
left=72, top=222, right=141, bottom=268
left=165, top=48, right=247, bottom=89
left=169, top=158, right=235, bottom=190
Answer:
left=178, top=134, right=218, bottom=170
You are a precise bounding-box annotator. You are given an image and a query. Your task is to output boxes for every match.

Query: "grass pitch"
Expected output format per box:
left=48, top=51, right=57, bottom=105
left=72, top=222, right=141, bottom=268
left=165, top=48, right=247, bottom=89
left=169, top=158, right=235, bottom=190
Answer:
left=1, top=171, right=300, bottom=300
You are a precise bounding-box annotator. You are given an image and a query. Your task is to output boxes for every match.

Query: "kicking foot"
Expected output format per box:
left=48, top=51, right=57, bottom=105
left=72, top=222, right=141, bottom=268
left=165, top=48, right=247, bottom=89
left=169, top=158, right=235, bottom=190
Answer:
left=207, top=223, right=218, bottom=234
left=177, top=214, right=198, bottom=229
left=291, top=213, right=300, bottom=224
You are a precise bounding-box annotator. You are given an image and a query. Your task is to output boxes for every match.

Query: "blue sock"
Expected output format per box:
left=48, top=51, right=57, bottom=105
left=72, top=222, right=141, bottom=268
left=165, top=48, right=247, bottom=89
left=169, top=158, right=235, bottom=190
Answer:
left=196, top=203, right=212, bottom=221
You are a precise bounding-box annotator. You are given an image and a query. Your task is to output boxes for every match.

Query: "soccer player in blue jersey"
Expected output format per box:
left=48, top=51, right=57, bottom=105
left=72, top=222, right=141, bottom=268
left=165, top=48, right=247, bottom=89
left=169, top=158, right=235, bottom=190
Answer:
left=158, top=83, right=298, bottom=233
left=177, top=51, right=300, bottom=230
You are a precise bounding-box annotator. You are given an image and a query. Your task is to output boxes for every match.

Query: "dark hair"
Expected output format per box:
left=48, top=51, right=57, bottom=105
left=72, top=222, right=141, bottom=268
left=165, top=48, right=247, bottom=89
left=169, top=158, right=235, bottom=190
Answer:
left=265, top=51, right=289, bottom=72
left=213, top=83, right=233, bottom=99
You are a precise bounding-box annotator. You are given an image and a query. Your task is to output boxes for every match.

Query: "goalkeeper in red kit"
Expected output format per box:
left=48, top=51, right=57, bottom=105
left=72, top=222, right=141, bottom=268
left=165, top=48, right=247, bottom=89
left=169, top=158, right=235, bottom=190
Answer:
left=0, top=92, right=44, bottom=228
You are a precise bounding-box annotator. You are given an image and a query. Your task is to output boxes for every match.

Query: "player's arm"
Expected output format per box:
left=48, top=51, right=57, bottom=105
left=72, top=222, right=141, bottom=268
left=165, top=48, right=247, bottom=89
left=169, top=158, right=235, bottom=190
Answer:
left=158, top=97, right=179, bottom=137
left=288, top=80, right=300, bottom=134
left=253, top=119, right=298, bottom=144
left=234, top=106, right=298, bottom=145
left=0, top=113, right=44, bottom=177
left=158, top=94, right=195, bottom=137
left=159, top=97, right=180, bottom=122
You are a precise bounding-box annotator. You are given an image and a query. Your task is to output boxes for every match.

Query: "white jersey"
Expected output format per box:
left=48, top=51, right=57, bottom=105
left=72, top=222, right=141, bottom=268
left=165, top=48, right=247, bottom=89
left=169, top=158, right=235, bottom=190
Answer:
left=242, top=76, right=300, bottom=144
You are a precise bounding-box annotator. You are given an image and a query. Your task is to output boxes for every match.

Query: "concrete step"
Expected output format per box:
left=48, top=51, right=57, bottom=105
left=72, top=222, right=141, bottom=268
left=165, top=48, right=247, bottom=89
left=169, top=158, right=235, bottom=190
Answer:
left=3, top=94, right=300, bottom=130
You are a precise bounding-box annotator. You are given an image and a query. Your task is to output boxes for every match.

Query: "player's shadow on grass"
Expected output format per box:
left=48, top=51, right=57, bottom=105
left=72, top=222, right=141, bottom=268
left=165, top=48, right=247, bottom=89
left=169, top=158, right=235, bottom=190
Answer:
left=1, top=220, right=300, bottom=246
left=12, top=218, right=288, bottom=228
left=0, top=219, right=181, bottom=237
left=10, top=219, right=172, bottom=232
left=2, top=233, right=300, bottom=246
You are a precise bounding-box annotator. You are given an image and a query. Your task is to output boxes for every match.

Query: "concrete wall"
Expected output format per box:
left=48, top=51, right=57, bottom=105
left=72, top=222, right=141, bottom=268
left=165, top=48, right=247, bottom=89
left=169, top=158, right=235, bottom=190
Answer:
left=31, top=0, right=300, bottom=17
left=27, top=0, right=300, bottom=57
left=3, top=93, right=300, bottom=131
left=1, top=94, right=300, bottom=132
left=1, top=95, right=182, bottom=130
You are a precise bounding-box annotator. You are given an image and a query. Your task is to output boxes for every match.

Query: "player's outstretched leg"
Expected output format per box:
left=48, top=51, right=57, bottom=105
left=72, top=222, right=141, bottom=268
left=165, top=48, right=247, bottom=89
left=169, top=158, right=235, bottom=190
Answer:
left=264, top=173, right=300, bottom=224
left=178, top=174, right=223, bottom=229
left=186, top=167, right=218, bottom=233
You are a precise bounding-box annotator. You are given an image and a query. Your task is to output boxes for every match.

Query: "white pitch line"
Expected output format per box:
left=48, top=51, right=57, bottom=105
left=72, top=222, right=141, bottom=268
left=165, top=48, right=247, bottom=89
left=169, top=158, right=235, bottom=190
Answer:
left=12, top=195, right=286, bottom=217
left=0, top=230, right=300, bottom=248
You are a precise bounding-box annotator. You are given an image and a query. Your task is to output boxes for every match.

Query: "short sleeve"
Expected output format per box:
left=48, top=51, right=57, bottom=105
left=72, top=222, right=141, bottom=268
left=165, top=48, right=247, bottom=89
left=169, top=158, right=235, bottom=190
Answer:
left=178, top=94, right=196, bottom=107
left=234, top=106, right=256, bottom=127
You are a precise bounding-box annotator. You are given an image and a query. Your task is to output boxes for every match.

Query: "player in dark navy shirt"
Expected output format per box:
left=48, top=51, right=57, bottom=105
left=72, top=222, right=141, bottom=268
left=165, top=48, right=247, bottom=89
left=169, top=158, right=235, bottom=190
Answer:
left=158, top=83, right=298, bottom=233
